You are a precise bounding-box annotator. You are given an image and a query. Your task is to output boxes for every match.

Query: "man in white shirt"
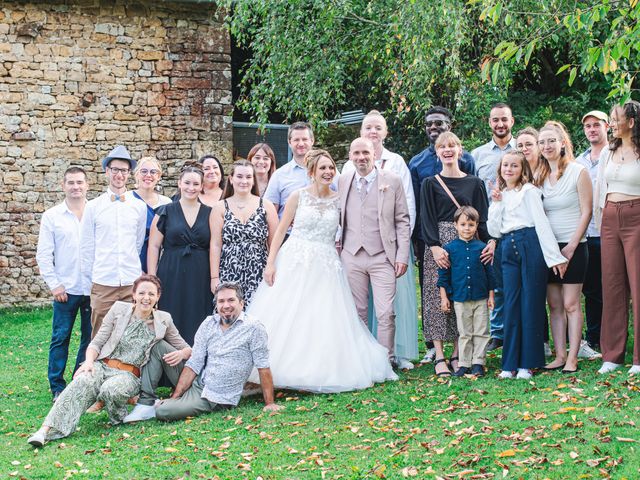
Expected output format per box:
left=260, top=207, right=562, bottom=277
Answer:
left=80, top=145, right=147, bottom=336
left=36, top=166, right=92, bottom=402
left=472, top=102, right=517, bottom=351
left=575, top=110, right=609, bottom=358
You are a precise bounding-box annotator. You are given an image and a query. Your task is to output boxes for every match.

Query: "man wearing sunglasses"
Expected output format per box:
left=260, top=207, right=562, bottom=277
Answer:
left=408, top=106, right=475, bottom=364
left=80, top=145, right=147, bottom=336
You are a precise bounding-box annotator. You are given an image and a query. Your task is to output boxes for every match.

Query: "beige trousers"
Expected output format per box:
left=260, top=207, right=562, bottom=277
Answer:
left=454, top=299, right=490, bottom=367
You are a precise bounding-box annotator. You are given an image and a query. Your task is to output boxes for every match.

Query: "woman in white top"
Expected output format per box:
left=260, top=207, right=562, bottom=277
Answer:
left=539, top=123, right=593, bottom=373
left=488, top=151, right=567, bottom=379
left=133, top=157, right=172, bottom=272
left=341, top=110, right=418, bottom=369
left=595, top=101, right=640, bottom=375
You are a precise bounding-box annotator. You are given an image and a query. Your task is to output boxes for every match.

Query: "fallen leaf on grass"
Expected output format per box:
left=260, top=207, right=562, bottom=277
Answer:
left=497, top=449, right=517, bottom=458
left=615, top=437, right=636, bottom=442
left=165, top=447, right=178, bottom=453
left=401, top=466, right=418, bottom=477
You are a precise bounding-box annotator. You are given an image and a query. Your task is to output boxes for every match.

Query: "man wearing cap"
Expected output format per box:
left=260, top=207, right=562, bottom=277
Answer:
left=575, top=110, right=609, bottom=358
left=80, top=145, right=147, bottom=336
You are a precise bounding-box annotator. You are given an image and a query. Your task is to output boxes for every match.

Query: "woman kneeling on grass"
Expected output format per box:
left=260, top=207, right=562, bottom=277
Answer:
left=28, top=275, right=191, bottom=447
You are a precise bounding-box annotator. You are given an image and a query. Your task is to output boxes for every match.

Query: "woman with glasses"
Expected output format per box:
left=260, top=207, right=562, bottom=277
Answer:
left=539, top=122, right=592, bottom=374
left=148, top=163, right=214, bottom=345
left=133, top=157, right=172, bottom=272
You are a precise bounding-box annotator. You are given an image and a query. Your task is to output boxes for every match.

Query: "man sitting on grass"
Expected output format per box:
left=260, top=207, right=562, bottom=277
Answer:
left=124, top=282, right=282, bottom=422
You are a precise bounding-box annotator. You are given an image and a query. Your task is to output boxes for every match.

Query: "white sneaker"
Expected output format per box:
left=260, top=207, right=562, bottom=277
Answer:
left=498, top=370, right=514, bottom=379
left=628, top=365, right=640, bottom=375
left=397, top=358, right=415, bottom=370
left=27, top=429, right=47, bottom=447
left=598, top=362, right=622, bottom=374
left=420, top=348, right=436, bottom=364
left=123, top=404, right=156, bottom=423
left=578, top=340, right=602, bottom=359
left=516, top=368, right=533, bottom=380
left=544, top=343, right=553, bottom=357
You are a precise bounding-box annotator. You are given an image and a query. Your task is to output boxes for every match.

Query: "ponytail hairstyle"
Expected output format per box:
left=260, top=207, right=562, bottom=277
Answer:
left=515, top=126, right=545, bottom=186
left=222, top=159, right=260, bottom=199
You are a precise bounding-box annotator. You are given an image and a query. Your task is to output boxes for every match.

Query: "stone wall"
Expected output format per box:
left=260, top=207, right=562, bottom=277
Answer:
left=0, top=0, right=232, bottom=308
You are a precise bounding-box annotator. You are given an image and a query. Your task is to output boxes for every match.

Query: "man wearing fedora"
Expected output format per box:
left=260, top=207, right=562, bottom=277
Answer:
left=80, top=145, right=147, bottom=336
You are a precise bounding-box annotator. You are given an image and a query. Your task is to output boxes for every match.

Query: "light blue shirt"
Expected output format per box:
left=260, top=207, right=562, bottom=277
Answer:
left=264, top=160, right=339, bottom=218
left=472, top=138, right=516, bottom=201
left=575, top=147, right=600, bottom=237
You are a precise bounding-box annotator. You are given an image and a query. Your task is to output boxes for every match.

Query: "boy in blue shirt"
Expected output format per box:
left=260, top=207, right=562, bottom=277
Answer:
left=438, top=206, right=495, bottom=377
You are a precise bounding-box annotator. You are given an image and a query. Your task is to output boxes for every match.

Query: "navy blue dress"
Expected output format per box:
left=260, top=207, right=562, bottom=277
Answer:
left=156, top=202, right=213, bottom=345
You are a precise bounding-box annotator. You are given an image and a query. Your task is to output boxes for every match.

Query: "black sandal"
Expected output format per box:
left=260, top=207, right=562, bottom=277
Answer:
left=434, top=358, right=452, bottom=377
left=449, top=356, right=459, bottom=371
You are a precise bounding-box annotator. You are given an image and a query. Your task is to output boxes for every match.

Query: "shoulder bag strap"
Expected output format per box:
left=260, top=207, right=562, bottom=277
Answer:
left=434, top=174, right=461, bottom=209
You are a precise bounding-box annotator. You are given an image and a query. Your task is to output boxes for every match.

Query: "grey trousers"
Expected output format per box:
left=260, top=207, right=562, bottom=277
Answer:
left=140, top=340, right=230, bottom=422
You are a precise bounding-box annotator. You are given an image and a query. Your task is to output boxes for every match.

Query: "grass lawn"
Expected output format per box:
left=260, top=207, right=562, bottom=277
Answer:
left=1, top=307, right=638, bottom=479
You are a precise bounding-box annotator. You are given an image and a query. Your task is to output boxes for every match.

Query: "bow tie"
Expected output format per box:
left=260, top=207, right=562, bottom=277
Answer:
left=111, top=194, right=126, bottom=202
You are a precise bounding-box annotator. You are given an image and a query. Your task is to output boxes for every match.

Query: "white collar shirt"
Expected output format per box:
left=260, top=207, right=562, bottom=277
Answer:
left=575, top=147, right=600, bottom=237
left=36, top=200, right=90, bottom=295
left=355, top=168, right=378, bottom=194
left=80, top=189, right=147, bottom=287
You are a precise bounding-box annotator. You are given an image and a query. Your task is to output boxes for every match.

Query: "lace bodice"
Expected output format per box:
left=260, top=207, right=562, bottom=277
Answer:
left=289, top=190, right=340, bottom=245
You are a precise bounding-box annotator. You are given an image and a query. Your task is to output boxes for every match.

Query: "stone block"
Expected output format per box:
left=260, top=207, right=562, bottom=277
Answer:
left=151, top=127, right=174, bottom=141
left=4, top=172, right=24, bottom=185
left=170, top=77, right=211, bottom=89
left=147, top=91, right=165, bottom=106
left=137, top=50, right=164, bottom=61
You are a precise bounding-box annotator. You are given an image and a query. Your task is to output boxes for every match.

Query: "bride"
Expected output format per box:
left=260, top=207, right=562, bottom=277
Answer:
left=247, top=149, right=398, bottom=393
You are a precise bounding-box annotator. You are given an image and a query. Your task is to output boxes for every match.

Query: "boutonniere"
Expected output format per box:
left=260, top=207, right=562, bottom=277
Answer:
left=379, top=184, right=390, bottom=193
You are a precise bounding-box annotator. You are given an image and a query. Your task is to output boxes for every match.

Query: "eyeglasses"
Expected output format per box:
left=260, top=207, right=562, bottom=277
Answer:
left=425, top=120, right=449, bottom=128
left=537, top=138, right=558, bottom=146
left=108, top=167, right=130, bottom=175
left=139, top=168, right=160, bottom=176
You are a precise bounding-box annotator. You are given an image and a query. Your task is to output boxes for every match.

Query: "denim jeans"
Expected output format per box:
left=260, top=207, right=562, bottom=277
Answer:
left=48, top=294, right=92, bottom=394
left=489, top=240, right=504, bottom=340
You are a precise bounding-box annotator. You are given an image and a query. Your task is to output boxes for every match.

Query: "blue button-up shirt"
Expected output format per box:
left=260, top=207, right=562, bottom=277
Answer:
left=437, top=238, right=496, bottom=302
left=471, top=138, right=516, bottom=200
left=408, top=145, right=475, bottom=240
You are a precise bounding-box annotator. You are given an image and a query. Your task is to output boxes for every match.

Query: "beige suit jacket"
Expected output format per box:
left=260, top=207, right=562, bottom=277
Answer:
left=339, top=169, right=411, bottom=265
left=88, top=301, right=190, bottom=367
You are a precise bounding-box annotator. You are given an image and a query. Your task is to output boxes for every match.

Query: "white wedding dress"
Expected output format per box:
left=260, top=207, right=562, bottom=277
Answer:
left=247, top=189, right=398, bottom=393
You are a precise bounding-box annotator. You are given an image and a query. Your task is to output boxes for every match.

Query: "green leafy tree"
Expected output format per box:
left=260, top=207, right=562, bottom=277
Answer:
left=478, top=0, right=640, bottom=102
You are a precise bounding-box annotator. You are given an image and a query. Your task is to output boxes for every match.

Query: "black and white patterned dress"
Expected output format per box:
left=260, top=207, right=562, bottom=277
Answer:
left=219, top=198, right=269, bottom=306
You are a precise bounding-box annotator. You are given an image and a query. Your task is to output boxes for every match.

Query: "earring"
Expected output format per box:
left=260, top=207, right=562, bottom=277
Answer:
left=560, top=147, right=566, bottom=156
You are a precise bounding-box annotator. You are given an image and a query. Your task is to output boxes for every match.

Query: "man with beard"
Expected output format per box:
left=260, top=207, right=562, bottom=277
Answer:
left=409, top=106, right=474, bottom=364
left=123, top=282, right=282, bottom=422
left=471, top=103, right=516, bottom=352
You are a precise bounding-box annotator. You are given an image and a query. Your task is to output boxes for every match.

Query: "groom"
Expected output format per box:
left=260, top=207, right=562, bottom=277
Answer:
left=339, top=137, right=411, bottom=366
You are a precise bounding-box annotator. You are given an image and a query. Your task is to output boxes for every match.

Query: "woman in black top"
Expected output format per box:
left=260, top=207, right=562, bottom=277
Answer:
left=420, top=132, right=495, bottom=376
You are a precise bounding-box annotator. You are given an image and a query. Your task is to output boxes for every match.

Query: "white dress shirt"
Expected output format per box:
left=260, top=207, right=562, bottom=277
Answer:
left=36, top=201, right=90, bottom=295
left=488, top=183, right=566, bottom=267
left=342, top=147, right=416, bottom=230
left=80, top=189, right=147, bottom=287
